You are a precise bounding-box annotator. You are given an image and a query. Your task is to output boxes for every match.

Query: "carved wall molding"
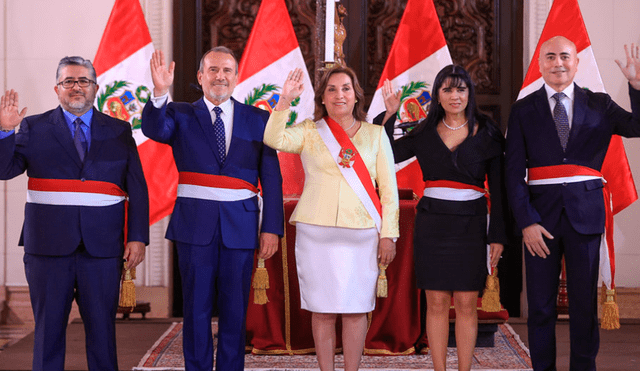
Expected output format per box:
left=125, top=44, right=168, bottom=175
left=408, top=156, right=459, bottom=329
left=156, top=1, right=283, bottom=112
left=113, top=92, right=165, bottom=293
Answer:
left=435, top=0, right=497, bottom=93
left=202, top=0, right=317, bottom=84
left=367, top=0, right=499, bottom=99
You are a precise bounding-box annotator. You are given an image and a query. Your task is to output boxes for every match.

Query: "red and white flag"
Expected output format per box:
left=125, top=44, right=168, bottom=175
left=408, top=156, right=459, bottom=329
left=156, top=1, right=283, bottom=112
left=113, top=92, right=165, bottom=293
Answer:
left=519, top=0, right=637, bottom=308
left=94, top=0, right=178, bottom=225
left=366, top=0, right=452, bottom=197
left=232, top=0, right=314, bottom=197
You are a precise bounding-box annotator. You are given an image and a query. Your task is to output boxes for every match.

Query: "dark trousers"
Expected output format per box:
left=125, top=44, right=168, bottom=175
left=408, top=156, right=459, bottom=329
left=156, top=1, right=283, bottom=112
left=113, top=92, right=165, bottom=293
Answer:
left=177, top=226, right=255, bottom=371
left=24, top=246, right=122, bottom=371
left=525, top=211, right=601, bottom=371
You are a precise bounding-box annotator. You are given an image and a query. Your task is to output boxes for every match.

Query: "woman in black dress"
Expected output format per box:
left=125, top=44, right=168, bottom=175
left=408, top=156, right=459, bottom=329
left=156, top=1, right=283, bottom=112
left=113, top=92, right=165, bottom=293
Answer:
left=378, top=65, right=507, bottom=371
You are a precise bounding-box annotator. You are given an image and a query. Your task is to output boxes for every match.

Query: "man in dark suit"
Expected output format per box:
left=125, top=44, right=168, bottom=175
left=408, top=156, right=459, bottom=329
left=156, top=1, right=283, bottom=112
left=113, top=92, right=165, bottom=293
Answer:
left=505, top=37, right=640, bottom=371
left=141, top=47, right=284, bottom=371
left=0, top=56, right=149, bottom=371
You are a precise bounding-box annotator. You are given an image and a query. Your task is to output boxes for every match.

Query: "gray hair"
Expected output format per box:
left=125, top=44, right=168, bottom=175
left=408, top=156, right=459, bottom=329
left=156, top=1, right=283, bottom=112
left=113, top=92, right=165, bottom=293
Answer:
left=198, top=46, right=238, bottom=74
left=56, top=56, right=97, bottom=82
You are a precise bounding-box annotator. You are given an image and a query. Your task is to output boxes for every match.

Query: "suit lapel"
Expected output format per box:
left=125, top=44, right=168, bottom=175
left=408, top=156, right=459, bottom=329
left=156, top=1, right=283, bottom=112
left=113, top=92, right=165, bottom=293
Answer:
left=533, top=86, right=566, bottom=151
left=84, top=109, right=108, bottom=170
left=568, top=83, right=587, bottom=149
left=51, top=107, right=83, bottom=168
left=193, top=98, right=224, bottom=165
left=225, top=97, right=245, bottom=165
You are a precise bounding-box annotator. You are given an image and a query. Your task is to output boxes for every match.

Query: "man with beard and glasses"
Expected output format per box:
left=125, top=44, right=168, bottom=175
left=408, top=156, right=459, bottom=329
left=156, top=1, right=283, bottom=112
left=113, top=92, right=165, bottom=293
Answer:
left=141, top=47, right=284, bottom=371
left=505, top=37, right=640, bottom=371
left=0, top=56, right=149, bottom=371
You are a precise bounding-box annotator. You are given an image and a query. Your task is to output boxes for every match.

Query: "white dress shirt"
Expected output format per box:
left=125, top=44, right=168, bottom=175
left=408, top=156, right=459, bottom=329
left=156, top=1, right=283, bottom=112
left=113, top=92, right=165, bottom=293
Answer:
left=544, top=83, right=575, bottom=129
left=151, top=93, right=235, bottom=154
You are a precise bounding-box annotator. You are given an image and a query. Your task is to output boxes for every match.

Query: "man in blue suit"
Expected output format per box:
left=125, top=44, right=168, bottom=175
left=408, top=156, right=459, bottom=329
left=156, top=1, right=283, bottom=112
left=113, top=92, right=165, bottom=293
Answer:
left=0, top=56, right=149, bottom=371
left=142, top=47, right=284, bottom=371
left=506, top=38, right=640, bottom=371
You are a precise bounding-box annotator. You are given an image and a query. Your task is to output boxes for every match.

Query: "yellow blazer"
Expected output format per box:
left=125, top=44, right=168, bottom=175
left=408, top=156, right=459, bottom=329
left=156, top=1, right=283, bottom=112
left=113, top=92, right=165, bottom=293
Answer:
left=264, top=109, right=399, bottom=238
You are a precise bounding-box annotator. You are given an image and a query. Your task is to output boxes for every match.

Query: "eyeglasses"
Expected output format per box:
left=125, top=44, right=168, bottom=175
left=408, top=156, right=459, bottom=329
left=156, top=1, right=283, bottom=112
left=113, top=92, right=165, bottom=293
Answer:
left=57, top=79, right=96, bottom=89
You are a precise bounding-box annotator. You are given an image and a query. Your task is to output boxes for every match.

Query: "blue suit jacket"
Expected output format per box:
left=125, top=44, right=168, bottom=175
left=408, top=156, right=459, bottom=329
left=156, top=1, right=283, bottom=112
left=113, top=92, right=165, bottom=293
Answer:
left=505, top=84, right=640, bottom=235
left=0, top=106, right=150, bottom=257
left=141, top=97, right=284, bottom=248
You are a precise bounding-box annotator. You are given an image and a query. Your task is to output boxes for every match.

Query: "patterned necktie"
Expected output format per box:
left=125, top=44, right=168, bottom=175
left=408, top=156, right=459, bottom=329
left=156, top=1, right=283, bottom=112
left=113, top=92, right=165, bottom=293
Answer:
left=73, top=118, right=88, bottom=162
left=552, top=92, right=570, bottom=150
left=213, top=106, right=226, bottom=163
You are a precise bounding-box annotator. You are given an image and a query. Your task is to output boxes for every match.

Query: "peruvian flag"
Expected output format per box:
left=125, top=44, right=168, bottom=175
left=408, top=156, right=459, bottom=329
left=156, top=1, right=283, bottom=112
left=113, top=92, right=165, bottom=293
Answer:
left=232, top=0, right=314, bottom=197
left=518, top=0, right=637, bottom=302
left=366, top=0, right=452, bottom=197
left=93, top=0, right=178, bottom=225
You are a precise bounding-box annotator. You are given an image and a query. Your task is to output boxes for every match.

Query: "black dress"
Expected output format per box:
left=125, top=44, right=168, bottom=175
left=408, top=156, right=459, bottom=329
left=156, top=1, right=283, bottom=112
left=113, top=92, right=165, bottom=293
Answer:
left=384, top=115, right=508, bottom=291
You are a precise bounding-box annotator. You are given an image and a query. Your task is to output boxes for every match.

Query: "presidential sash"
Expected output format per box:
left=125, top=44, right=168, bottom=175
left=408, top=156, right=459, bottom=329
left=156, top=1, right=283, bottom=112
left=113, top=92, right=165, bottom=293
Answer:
left=316, top=117, right=382, bottom=232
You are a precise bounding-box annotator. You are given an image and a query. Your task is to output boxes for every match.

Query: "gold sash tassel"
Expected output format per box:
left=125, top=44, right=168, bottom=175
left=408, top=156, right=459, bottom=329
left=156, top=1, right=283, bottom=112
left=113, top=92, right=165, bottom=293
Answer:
left=481, top=267, right=501, bottom=312
left=376, top=264, right=388, bottom=298
left=253, top=258, right=270, bottom=305
left=119, top=263, right=136, bottom=311
left=601, top=286, right=621, bottom=330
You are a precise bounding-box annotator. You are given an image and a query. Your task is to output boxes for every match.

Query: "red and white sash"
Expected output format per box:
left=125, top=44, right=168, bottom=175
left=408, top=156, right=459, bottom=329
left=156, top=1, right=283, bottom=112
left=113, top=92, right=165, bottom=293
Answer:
left=316, top=117, right=382, bottom=232
left=528, top=164, right=616, bottom=290
left=423, top=179, right=486, bottom=201
left=177, top=172, right=259, bottom=202
left=424, top=179, right=495, bottom=272
left=27, top=178, right=127, bottom=206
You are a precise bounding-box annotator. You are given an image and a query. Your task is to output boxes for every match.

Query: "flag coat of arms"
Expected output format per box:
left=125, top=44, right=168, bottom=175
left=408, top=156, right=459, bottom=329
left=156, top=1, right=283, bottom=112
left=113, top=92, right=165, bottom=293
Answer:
left=518, top=0, right=636, bottom=329
left=232, top=0, right=314, bottom=197
left=366, top=0, right=452, bottom=197
left=94, top=0, right=178, bottom=225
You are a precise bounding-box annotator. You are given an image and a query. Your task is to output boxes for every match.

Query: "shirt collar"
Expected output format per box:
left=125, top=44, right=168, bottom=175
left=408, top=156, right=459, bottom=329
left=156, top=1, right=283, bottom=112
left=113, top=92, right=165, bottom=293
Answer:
left=544, top=83, right=575, bottom=102
left=202, top=97, right=234, bottom=115
left=61, top=107, right=94, bottom=127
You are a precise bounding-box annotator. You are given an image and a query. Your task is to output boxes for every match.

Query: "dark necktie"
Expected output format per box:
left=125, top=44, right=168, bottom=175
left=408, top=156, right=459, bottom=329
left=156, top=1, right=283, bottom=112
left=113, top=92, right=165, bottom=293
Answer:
left=552, top=92, right=570, bottom=150
left=213, top=106, right=226, bottom=163
left=73, top=118, right=88, bottom=162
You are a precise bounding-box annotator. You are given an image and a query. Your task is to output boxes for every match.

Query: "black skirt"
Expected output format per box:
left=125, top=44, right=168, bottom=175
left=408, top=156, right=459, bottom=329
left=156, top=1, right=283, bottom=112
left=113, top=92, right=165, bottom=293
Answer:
left=412, top=197, right=488, bottom=291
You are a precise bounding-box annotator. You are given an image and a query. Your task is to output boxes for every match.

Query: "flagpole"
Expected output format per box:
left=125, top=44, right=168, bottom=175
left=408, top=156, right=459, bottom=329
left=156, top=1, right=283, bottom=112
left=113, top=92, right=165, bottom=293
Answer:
left=325, top=0, right=335, bottom=62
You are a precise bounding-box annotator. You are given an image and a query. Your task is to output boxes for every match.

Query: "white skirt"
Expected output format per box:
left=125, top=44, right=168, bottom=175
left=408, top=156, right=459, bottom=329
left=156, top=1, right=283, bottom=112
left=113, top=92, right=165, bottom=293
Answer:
left=295, top=222, right=379, bottom=313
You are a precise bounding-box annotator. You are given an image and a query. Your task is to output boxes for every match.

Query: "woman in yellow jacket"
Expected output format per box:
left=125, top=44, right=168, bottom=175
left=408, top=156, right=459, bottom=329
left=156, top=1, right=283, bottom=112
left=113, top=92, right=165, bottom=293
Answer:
left=264, top=66, right=399, bottom=371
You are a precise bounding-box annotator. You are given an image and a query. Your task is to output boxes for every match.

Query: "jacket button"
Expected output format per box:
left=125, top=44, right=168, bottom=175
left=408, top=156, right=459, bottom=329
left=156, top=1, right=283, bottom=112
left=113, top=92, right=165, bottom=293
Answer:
left=562, top=182, right=567, bottom=186
left=81, top=178, right=86, bottom=182
left=562, top=158, right=568, bottom=163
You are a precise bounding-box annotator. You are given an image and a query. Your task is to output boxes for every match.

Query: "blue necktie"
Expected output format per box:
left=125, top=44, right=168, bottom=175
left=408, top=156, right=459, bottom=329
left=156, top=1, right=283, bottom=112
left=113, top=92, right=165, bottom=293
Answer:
left=213, top=107, right=226, bottom=163
left=552, top=92, right=570, bottom=150
left=73, top=118, right=88, bottom=162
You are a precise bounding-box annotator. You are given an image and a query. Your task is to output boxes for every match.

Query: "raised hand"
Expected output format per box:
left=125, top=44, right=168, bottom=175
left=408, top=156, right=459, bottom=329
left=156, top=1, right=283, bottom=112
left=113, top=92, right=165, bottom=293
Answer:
left=380, top=79, right=401, bottom=125
left=615, top=43, right=640, bottom=90
left=150, top=50, right=175, bottom=97
left=275, top=68, right=305, bottom=111
left=382, top=79, right=401, bottom=114
left=0, top=89, right=27, bottom=131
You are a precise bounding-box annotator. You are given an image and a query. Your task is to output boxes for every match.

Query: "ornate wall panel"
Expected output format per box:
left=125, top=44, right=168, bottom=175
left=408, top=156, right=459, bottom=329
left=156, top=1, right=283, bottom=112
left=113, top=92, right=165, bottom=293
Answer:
left=367, top=0, right=500, bottom=103
left=202, top=0, right=317, bottom=85
left=435, top=0, right=497, bottom=93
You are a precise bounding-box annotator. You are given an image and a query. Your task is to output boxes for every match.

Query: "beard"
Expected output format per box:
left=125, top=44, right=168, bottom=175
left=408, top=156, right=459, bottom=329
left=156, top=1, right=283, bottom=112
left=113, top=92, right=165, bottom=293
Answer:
left=61, top=92, right=95, bottom=114
left=202, top=82, right=232, bottom=104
